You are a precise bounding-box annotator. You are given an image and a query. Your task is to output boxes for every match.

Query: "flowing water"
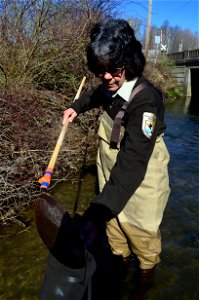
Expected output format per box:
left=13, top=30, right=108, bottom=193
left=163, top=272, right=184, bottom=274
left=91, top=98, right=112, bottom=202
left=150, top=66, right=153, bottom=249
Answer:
left=1, top=97, right=199, bottom=300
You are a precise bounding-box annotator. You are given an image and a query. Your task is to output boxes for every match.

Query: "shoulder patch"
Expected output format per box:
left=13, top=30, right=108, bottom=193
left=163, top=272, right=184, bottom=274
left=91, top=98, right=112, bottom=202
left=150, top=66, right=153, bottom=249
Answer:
left=142, top=112, right=156, bottom=139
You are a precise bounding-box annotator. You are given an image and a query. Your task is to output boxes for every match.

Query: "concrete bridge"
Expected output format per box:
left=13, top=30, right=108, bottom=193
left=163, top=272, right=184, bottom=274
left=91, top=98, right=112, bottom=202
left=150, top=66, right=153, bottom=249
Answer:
left=167, top=49, right=199, bottom=97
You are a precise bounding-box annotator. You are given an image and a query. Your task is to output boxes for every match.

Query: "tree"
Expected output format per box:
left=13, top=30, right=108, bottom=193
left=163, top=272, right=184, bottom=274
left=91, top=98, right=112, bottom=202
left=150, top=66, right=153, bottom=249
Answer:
left=159, top=20, right=199, bottom=53
left=0, top=0, right=122, bottom=90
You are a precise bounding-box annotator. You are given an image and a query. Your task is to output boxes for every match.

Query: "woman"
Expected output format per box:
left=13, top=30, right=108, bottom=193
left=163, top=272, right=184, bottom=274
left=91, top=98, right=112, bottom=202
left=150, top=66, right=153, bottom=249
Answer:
left=63, top=18, right=170, bottom=290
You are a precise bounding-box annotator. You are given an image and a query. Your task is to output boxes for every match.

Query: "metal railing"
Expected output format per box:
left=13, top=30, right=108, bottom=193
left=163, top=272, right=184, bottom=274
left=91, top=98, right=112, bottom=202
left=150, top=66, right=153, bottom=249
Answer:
left=167, top=49, right=199, bottom=61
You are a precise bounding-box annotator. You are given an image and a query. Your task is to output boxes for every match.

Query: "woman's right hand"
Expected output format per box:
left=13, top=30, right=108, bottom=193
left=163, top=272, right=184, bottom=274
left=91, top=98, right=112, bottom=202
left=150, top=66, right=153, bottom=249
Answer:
left=63, top=108, right=77, bottom=125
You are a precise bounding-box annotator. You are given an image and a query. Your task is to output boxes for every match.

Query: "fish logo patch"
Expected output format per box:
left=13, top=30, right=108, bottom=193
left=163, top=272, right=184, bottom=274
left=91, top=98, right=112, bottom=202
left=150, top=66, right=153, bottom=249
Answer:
left=142, top=112, right=156, bottom=139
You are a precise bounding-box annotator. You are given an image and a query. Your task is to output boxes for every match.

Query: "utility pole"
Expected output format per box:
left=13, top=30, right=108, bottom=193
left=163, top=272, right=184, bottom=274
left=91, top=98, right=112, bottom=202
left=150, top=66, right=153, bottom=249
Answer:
left=145, top=0, right=153, bottom=60
left=107, top=0, right=111, bottom=17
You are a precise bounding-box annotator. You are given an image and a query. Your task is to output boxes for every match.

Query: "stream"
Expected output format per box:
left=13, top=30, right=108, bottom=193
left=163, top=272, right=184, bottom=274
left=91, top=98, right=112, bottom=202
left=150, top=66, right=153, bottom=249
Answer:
left=1, top=96, right=199, bottom=300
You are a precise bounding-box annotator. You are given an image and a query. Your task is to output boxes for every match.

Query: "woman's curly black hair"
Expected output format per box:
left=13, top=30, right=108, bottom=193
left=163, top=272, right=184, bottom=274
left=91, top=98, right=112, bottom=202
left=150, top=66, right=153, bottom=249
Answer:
left=86, top=19, right=146, bottom=80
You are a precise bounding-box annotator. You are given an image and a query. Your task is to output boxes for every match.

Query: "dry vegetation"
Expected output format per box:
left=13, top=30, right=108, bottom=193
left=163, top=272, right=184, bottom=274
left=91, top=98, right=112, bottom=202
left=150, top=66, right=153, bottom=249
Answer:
left=0, top=0, right=183, bottom=225
left=0, top=83, right=102, bottom=225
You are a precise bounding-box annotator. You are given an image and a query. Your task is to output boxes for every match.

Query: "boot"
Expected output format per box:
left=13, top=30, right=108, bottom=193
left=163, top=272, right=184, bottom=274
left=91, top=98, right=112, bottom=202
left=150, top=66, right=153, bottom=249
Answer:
left=123, top=254, right=139, bottom=269
left=122, top=253, right=140, bottom=277
left=129, top=266, right=156, bottom=300
left=137, top=266, right=156, bottom=290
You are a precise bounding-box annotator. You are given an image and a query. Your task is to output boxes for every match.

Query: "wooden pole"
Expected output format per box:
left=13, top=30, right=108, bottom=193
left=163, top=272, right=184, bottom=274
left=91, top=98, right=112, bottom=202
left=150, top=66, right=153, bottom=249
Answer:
left=38, top=76, right=86, bottom=190
left=145, top=0, right=153, bottom=60
left=48, top=76, right=86, bottom=170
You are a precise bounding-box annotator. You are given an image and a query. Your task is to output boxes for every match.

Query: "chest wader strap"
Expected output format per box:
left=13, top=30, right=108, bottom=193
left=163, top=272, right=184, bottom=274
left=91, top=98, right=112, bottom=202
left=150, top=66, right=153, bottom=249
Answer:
left=110, top=82, right=150, bottom=149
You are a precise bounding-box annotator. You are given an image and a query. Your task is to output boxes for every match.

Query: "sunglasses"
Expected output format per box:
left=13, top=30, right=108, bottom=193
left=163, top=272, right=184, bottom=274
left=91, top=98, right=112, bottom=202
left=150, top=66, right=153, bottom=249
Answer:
left=96, top=66, right=124, bottom=77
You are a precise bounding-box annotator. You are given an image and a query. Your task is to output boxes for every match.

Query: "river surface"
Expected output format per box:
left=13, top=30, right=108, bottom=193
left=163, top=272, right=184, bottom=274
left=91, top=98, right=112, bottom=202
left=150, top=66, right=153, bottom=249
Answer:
left=1, top=96, right=199, bottom=300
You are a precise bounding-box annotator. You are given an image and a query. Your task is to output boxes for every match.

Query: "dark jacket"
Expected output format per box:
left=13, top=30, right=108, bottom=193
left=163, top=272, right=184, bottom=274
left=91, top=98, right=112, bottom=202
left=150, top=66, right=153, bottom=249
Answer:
left=71, top=76, right=166, bottom=216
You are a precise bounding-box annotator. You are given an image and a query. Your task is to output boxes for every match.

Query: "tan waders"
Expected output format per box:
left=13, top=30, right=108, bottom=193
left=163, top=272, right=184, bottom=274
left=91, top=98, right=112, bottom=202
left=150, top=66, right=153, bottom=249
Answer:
left=97, top=112, right=170, bottom=271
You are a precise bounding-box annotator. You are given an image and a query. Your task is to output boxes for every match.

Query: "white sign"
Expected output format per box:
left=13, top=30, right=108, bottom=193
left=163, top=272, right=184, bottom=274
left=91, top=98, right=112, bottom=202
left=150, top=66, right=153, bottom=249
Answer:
left=155, top=36, right=160, bottom=44
left=161, top=44, right=167, bottom=52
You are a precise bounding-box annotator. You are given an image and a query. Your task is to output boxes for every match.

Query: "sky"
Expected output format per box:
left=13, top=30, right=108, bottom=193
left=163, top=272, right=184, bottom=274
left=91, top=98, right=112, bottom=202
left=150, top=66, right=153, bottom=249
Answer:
left=121, top=0, right=199, bottom=34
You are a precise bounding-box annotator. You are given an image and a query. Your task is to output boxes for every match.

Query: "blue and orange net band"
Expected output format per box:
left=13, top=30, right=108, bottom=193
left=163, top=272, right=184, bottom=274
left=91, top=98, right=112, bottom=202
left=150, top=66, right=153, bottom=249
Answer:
left=38, top=167, right=54, bottom=190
